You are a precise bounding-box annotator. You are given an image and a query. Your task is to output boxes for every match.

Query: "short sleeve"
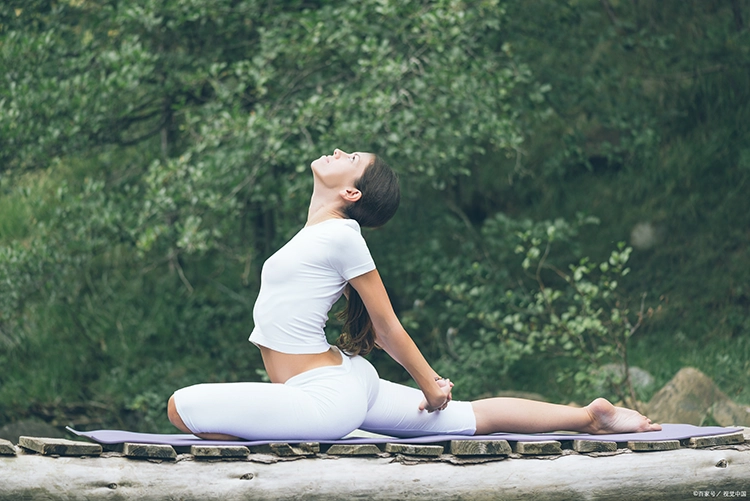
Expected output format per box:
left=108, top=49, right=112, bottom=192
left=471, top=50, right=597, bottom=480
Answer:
left=328, top=221, right=376, bottom=280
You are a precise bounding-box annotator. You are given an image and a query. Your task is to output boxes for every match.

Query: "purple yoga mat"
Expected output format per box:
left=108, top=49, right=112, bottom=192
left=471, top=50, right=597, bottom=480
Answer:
left=67, top=424, right=742, bottom=447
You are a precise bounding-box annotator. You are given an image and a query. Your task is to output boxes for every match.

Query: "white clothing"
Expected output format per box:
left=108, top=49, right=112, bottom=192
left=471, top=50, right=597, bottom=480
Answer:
left=249, top=219, right=375, bottom=354
left=174, top=218, right=477, bottom=439
left=174, top=353, right=476, bottom=440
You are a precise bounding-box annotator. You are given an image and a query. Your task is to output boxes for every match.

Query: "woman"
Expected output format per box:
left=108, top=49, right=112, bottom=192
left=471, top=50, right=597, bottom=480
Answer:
left=167, top=149, right=661, bottom=441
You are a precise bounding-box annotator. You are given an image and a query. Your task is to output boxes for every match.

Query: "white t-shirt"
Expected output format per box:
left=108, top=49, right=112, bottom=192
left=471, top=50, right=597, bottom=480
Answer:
left=249, top=218, right=376, bottom=354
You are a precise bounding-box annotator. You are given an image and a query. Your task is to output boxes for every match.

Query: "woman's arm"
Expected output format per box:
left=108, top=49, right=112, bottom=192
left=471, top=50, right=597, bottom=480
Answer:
left=348, top=270, right=451, bottom=411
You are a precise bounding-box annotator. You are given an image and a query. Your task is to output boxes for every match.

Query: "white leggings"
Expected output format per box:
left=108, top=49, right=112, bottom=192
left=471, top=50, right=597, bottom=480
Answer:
left=173, top=353, right=476, bottom=440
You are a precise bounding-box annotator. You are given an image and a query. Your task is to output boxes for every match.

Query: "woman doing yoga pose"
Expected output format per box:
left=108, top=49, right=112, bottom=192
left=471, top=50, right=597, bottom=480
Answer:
left=167, top=149, right=661, bottom=441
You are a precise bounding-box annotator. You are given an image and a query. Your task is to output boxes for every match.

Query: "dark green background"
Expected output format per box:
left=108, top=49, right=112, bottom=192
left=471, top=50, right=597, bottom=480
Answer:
left=1, top=0, right=748, bottom=432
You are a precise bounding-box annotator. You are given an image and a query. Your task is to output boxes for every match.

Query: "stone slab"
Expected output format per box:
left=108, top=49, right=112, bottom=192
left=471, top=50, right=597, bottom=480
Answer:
left=627, top=440, right=680, bottom=452
left=573, top=440, right=618, bottom=453
left=384, top=443, right=444, bottom=457
left=190, top=445, right=250, bottom=458
left=122, top=442, right=176, bottom=460
left=512, top=441, right=562, bottom=455
left=326, top=444, right=381, bottom=456
left=450, top=440, right=511, bottom=456
left=688, top=431, right=745, bottom=448
left=18, top=436, right=101, bottom=456
left=251, top=442, right=319, bottom=457
left=0, top=438, right=17, bottom=456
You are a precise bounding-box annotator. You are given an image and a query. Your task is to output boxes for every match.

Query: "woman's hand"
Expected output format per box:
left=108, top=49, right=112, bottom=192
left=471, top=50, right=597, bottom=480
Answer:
left=419, top=378, right=454, bottom=413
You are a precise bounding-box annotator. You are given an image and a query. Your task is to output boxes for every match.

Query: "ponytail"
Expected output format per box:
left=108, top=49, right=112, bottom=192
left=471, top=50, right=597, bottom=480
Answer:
left=337, top=153, right=399, bottom=355
left=336, top=286, right=379, bottom=356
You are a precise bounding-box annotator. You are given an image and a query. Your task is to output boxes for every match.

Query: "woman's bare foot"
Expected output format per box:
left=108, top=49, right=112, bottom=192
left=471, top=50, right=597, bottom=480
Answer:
left=583, top=398, right=662, bottom=434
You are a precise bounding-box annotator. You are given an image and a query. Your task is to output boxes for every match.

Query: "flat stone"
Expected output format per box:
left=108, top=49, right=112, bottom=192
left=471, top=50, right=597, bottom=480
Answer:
left=0, top=438, right=17, bottom=456
left=627, top=440, right=680, bottom=452
left=450, top=440, right=511, bottom=456
left=513, top=441, right=562, bottom=455
left=18, top=436, right=101, bottom=456
left=326, top=444, right=381, bottom=456
left=384, top=443, right=444, bottom=457
left=250, top=442, right=319, bottom=457
left=688, top=432, right=745, bottom=448
left=573, top=440, right=618, bottom=453
left=122, top=442, right=176, bottom=460
left=190, top=445, right=250, bottom=458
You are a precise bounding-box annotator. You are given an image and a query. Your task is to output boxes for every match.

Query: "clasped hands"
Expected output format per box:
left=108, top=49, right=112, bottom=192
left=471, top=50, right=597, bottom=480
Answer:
left=418, top=378, right=454, bottom=413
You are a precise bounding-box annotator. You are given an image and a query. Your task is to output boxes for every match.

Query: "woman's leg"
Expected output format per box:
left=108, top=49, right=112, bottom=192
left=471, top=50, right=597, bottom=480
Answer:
left=362, top=379, right=661, bottom=437
left=472, top=397, right=661, bottom=435
left=168, top=395, right=238, bottom=440
left=361, top=379, right=477, bottom=437
left=169, top=362, right=370, bottom=440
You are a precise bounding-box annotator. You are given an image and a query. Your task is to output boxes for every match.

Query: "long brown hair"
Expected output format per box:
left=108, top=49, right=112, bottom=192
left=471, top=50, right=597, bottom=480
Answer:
left=336, top=155, right=400, bottom=356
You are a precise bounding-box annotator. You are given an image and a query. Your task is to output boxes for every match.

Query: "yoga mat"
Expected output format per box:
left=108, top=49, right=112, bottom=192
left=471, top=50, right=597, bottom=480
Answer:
left=67, top=424, right=742, bottom=448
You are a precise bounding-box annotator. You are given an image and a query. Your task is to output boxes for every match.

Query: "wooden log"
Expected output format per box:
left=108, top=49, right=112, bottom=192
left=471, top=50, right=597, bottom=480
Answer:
left=513, top=441, right=562, bottom=455
left=573, top=440, right=617, bottom=453
left=1, top=447, right=748, bottom=500
left=0, top=438, right=16, bottom=456
left=250, top=442, right=319, bottom=457
left=384, top=443, right=443, bottom=456
left=627, top=440, right=680, bottom=452
left=18, top=436, right=102, bottom=456
left=450, top=440, right=511, bottom=456
left=326, top=444, right=381, bottom=456
left=122, top=442, right=176, bottom=460
left=190, top=445, right=250, bottom=458
left=688, top=432, right=745, bottom=448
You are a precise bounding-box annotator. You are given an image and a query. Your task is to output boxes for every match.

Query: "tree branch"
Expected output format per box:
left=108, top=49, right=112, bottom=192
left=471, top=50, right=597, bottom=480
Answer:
left=731, top=0, right=744, bottom=32
left=599, top=0, right=619, bottom=26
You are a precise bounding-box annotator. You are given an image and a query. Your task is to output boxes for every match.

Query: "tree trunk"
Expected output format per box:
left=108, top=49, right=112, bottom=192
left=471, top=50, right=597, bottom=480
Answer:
left=2, top=446, right=748, bottom=500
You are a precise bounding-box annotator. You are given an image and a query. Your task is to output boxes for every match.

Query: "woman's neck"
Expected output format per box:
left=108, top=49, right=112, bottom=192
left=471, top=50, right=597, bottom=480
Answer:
left=306, top=187, right=346, bottom=227
left=306, top=203, right=346, bottom=227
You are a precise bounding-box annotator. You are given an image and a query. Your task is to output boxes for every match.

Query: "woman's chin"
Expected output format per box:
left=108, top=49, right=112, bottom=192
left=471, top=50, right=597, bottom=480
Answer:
left=310, top=156, right=326, bottom=170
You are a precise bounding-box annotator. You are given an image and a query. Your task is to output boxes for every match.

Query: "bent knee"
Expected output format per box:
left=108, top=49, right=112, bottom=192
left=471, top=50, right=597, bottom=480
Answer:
left=167, top=394, right=192, bottom=433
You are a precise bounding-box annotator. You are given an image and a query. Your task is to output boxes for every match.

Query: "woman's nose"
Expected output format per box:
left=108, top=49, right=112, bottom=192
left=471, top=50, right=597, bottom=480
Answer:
left=333, top=148, right=348, bottom=159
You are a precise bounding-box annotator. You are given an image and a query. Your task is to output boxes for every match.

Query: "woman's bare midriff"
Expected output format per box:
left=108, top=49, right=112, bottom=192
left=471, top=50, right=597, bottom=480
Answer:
left=258, top=345, right=343, bottom=384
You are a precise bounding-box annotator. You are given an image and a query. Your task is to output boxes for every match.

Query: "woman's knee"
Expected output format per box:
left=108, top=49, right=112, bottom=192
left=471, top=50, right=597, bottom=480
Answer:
left=167, top=394, right=192, bottom=433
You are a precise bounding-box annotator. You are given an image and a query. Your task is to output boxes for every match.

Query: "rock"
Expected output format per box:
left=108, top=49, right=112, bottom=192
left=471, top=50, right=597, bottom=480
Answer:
left=645, top=367, right=750, bottom=426
left=0, top=420, right=66, bottom=444
left=594, top=364, right=655, bottom=394
left=710, top=398, right=750, bottom=428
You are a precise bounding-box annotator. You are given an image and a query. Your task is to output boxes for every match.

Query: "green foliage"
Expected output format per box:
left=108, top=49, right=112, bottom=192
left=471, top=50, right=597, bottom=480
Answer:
left=0, top=0, right=749, bottom=429
left=403, top=211, right=649, bottom=403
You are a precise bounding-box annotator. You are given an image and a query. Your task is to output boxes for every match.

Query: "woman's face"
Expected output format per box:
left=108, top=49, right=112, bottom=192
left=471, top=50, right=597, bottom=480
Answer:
left=311, top=149, right=373, bottom=190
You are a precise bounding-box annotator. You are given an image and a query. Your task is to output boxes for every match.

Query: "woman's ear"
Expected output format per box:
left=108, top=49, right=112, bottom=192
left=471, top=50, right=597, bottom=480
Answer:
left=340, top=187, right=362, bottom=203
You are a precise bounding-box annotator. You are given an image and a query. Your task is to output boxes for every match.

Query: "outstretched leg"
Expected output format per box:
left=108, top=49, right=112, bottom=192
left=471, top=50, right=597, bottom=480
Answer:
left=472, top=396, right=662, bottom=435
